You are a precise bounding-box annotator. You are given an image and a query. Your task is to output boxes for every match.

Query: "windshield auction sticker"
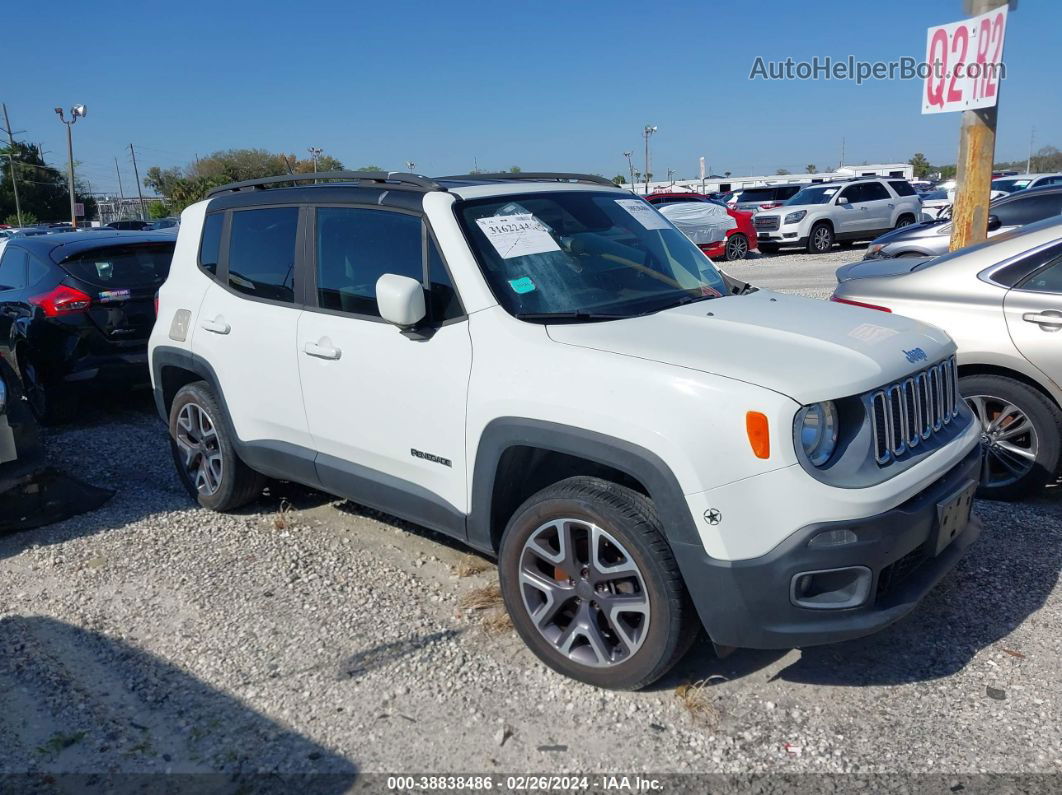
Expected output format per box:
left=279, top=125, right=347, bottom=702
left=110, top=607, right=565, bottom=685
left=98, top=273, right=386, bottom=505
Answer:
left=476, top=214, right=561, bottom=259
left=615, top=198, right=671, bottom=230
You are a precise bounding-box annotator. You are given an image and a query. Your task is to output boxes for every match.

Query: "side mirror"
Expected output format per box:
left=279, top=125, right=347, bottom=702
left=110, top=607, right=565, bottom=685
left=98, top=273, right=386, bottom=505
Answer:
left=376, top=274, right=426, bottom=329
left=987, top=214, right=1001, bottom=232
left=837, top=196, right=849, bottom=206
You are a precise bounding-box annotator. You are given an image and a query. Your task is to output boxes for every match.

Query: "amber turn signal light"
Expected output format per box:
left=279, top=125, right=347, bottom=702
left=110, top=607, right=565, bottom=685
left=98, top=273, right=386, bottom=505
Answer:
left=746, top=411, right=770, bottom=459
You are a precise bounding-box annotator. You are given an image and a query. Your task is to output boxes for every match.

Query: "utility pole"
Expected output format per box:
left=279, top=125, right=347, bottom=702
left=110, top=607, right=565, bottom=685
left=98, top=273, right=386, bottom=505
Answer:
left=1, top=103, right=23, bottom=227
left=114, top=157, right=125, bottom=200
left=129, top=143, right=146, bottom=222
left=1026, top=127, right=1035, bottom=173
left=839, top=136, right=845, bottom=169
left=950, top=0, right=1009, bottom=251
left=623, top=151, right=634, bottom=189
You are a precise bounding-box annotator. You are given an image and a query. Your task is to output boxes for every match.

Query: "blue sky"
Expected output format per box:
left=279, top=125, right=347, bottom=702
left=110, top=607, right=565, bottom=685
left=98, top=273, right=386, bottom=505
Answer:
left=5, top=0, right=1059, bottom=194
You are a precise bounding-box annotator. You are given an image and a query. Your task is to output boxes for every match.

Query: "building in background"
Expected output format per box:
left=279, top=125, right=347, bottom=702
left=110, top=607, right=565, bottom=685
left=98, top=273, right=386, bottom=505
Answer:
left=631, top=163, right=915, bottom=196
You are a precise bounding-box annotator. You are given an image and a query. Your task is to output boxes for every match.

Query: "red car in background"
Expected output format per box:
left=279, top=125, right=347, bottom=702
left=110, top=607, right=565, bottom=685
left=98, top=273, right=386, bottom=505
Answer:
left=643, top=192, right=757, bottom=260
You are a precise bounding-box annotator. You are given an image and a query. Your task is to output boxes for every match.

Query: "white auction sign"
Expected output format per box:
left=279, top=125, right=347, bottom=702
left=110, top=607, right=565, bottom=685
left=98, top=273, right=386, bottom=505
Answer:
left=922, top=5, right=1008, bottom=115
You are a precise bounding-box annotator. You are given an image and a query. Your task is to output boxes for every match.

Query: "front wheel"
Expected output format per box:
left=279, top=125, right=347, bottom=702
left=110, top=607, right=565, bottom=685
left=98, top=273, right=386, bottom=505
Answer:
left=960, top=374, right=1062, bottom=501
left=807, top=223, right=834, bottom=253
left=723, top=232, right=749, bottom=261
left=498, top=477, right=698, bottom=690
left=169, top=381, right=264, bottom=511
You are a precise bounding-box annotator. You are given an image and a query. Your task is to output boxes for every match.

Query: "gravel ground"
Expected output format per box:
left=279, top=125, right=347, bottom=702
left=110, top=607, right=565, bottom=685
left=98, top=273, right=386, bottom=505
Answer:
left=720, top=245, right=861, bottom=300
left=1, top=251, right=1060, bottom=781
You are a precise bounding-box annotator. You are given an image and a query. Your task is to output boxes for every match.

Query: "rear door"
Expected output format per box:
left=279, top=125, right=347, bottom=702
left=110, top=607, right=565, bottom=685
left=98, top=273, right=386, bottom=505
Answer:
left=857, top=182, right=894, bottom=232
left=1004, top=251, right=1062, bottom=391
left=191, top=206, right=315, bottom=472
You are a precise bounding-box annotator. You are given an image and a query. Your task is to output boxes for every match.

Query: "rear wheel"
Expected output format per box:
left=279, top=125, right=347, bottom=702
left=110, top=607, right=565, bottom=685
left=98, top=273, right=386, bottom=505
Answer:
left=723, top=233, right=749, bottom=261
left=806, top=222, right=834, bottom=253
left=169, top=382, right=264, bottom=511
left=18, top=353, right=77, bottom=425
left=895, top=213, right=916, bottom=228
left=498, top=476, right=698, bottom=690
left=960, top=374, right=1062, bottom=501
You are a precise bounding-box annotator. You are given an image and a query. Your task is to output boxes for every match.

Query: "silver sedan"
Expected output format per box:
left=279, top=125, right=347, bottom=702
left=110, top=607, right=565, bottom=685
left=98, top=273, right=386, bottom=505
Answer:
left=832, top=215, right=1062, bottom=500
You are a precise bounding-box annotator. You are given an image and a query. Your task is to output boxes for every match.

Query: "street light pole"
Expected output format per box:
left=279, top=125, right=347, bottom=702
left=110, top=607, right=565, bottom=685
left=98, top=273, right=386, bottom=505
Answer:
left=54, top=104, right=87, bottom=229
left=643, top=125, right=656, bottom=195
left=307, top=146, right=322, bottom=183
left=623, top=151, right=634, bottom=189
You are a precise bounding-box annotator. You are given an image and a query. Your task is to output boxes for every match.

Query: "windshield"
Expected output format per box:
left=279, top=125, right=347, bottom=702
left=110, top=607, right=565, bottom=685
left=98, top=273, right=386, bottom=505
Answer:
left=785, top=186, right=839, bottom=205
left=458, top=191, right=731, bottom=320
left=991, top=178, right=1031, bottom=193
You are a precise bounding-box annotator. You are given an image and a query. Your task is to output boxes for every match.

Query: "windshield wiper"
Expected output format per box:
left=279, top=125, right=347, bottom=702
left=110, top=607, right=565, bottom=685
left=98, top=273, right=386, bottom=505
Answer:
left=514, top=311, right=629, bottom=323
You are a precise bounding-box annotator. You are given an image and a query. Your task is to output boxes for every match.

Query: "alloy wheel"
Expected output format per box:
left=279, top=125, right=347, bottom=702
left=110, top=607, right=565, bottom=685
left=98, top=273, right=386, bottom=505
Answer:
left=726, top=234, right=748, bottom=260
left=967, top=394, right=1038, bottom=488
left=174, top=402, right=224, bottom=496
left=896, top=217, right=913, bottom=228
left=518, top=518, right=650, bottom=668
left=812, top=227, right=831, bottom=251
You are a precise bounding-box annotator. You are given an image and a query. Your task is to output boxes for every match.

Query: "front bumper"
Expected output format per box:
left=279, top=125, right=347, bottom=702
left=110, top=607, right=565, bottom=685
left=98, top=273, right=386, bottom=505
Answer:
left=755, top=226, right=806, bottom=247
left=676, top=444, right=982, bottom=648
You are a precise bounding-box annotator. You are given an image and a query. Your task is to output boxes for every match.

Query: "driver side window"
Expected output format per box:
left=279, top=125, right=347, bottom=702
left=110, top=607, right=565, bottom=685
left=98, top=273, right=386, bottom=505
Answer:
left=838, top=185, right=864, bottom=204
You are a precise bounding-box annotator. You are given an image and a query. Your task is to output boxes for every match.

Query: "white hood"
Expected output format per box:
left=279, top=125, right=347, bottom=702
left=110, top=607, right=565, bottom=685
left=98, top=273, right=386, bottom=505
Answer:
left=546, top=290, right=955, bottom=404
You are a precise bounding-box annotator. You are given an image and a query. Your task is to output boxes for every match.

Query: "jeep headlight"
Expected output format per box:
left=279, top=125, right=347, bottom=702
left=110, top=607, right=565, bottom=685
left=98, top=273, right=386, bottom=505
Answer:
left=784, top=210, right=807, bottom=225
left=797, top=401, right=838, bottom=466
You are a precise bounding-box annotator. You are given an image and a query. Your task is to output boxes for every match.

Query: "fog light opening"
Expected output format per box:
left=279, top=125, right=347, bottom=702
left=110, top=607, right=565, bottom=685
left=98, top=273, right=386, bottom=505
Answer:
left=790, top=566, right=872, bottom=609
left=808, top=528, right=858, bottom=548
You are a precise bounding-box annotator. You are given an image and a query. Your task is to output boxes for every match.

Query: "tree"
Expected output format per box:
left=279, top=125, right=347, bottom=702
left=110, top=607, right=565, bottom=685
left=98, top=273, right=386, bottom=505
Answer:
left=0, top=140, right=95, bottom=223
left=357, top=164, right=383, bottom=172
left=805, top=164, right=818, bottom=174
left=909, top=152, right=931, bottom=179
left=4, top=211, right=36, bottom=226
left=776, top=168, right=791, bottom=175
left=147, top=200, right=169, bottom=219
left=612, top=175, right=626, bottom=185
left=723, top=171, right=731, bottom=178
left=508, top=166, right=522, bottom=174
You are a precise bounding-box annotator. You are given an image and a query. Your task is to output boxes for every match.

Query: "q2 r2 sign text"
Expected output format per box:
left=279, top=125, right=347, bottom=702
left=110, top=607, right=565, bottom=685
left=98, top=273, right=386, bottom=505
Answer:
left=922, top=5, right=1007, bottom=115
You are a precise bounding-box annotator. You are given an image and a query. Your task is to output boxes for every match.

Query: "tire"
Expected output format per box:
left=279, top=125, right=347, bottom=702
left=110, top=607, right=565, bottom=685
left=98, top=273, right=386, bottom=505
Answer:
left=758, top=242, right=779, bottom=254
left=806, top=222, right=834, bottom=254
left=18, top=352, right=77, bottom=425
left=168, top=381, right=264, bottom=511
left=895, top=213, right=916, bottom=229
left=498, top=476, right=699, bottom=690
left=722, top=233, right=749, bottom=261
left=960, top=374, right=1062, bottom=501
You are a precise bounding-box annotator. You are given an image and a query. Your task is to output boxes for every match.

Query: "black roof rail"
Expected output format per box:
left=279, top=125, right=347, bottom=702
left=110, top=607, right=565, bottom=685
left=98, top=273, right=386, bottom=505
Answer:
left=437, top=172, right=618, bottom=188
left=205, top=171, right=444, bottom=198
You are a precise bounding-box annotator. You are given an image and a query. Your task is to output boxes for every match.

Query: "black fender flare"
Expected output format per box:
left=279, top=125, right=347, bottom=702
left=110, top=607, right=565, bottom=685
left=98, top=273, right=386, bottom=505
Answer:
left=468, top=417, right=702, bottom=553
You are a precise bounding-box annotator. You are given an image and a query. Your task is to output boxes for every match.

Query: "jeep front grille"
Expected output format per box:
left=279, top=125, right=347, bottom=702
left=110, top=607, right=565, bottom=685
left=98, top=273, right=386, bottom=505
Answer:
left=753, top=215, right=780, bottom=231
left=870, top=356, right=960, bottom=465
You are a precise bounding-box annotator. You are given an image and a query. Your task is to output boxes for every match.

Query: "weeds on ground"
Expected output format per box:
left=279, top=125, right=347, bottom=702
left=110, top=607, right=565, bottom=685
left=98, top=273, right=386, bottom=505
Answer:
left=452, top=555, right=490, bottom=578
left=481, top=609, right=514, bottom=636
left=459, top=583, right=503, bottom=610
left=273, top=499, right=294, bottom=530
left=675, top=679, right=719, bottom=724
left=36, top=731, right=86, bottom=757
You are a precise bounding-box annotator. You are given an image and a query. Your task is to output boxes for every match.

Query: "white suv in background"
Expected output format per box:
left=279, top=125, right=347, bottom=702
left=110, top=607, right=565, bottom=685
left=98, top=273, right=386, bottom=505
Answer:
left=150, top=171, right=980, bottom=690
left=754, top=178, right=922, bottom=254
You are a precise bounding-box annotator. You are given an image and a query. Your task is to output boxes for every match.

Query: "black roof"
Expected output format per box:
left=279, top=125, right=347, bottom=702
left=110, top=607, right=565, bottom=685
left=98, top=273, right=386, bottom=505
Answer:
left=6, top=231, right=176, bottom=263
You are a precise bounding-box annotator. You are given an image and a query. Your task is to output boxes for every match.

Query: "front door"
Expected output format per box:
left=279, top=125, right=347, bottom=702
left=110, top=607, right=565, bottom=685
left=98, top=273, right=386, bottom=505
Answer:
left=834, top=184, right=873, bottom=235
left=1003, top=251, right=1062, bottom=390
left=296, top=205, right=472, bottom=535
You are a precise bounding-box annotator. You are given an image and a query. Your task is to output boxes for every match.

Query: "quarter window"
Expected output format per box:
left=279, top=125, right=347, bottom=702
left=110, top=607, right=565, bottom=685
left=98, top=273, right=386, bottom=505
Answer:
left=315, top=207, right=422, bottom=317
left=1017, top=255, right=1062, bottom=294
left=227, top=207, right=299, bottom=303
left=200, top=212, right=223, bottom=276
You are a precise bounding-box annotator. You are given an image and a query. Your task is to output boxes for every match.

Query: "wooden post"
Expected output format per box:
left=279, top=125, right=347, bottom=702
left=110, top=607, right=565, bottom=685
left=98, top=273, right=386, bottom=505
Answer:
left=949, top=0, right=1009, bottom=251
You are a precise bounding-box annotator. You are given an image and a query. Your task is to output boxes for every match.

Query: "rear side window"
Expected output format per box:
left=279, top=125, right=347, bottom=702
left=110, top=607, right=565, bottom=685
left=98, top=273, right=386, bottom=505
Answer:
left=861, top=182, right=890, bottom=201
left=889, top=180, right=916, bottom=196
left=777, top=186, right=800, bottom=199
left=1017, top=254, right=1062, bottom=294
left=60, top=244, right=175, bottom=288
left=0, top=246, right=28, bottom=290
left=199, top=213, right=223, bottom=276
left=227, top=207, right=299, bottom=303
left=315, top=207, right=422, bottom=317
left=995, top=193, right=1062, bottom=227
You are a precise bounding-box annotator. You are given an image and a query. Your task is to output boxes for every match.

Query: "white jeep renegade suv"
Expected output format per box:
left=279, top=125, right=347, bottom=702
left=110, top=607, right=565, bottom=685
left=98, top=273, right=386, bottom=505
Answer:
left=754, top=178, right=922, bottom=254
left=150, top=171, right=981, bottom=689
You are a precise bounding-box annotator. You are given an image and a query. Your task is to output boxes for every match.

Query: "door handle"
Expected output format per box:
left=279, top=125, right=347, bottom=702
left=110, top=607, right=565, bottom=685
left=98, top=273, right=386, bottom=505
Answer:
left=888, top=203, right=895, bottom=208
left=304, top=340, right=342, bottom=360
left=201, top=317, right=230, bottom=335
left=1022, top=311, right=1062, bottom=329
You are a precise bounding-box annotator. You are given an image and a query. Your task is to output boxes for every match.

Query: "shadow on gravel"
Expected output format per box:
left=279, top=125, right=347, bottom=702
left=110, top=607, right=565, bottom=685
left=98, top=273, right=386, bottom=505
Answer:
left=678, top=499, right=1061, bottom=688
left=340, top=629, right=463, bottom=681
left=0, top=615, right=358, bottom=789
